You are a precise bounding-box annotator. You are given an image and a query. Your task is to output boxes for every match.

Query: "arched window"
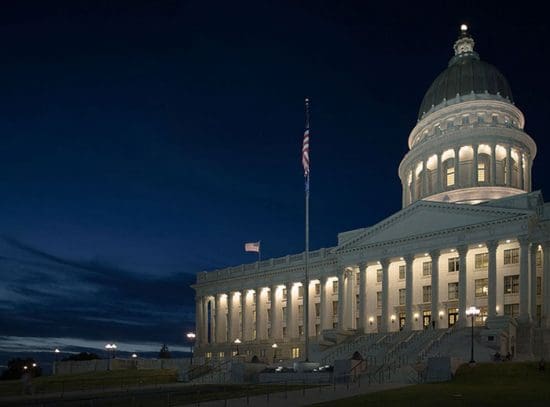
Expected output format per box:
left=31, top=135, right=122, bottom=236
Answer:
left=478, top=153, right=491, bottom=183
left=442, top=158, right=455, bottom=188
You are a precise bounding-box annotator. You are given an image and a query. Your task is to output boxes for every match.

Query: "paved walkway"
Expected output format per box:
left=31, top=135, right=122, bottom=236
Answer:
left=179, top=382, right=409, bottom=407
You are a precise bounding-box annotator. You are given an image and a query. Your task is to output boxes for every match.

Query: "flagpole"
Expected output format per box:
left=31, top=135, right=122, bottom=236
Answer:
left=304, top=97, right=311, bottom=362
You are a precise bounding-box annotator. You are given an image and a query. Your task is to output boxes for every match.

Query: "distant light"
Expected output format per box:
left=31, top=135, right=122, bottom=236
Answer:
left=400, top=257, right=404, bottom=261
left=186, top=332, right=196, bottom=340
left=272, top=343, right=278, bottom=349
left=132, top=353, right=138, bottom=358
left=54, top=348, right=60, bottom=354
left=23, top=366, right=28, bottom=370
left=466, top=306, right=480, bottom=316
left=234, top=338, right=242, bottom=344
left=450, top=249, right=456, bottom=252
left=461, top=24, right=468, bottom=32
left=506, top=239, right=511, bottom=243
left=32, top=363, right=37, bottom=367
left=478, top=244, right=483, bottom=248
left=424, top=253, right=429, bottom=257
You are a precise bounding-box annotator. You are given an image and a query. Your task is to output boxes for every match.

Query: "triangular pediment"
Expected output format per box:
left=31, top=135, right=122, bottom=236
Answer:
left=337, top=199, right=533, bottom=251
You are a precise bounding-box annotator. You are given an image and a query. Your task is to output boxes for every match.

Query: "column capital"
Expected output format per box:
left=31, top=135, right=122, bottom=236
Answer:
left=379, top=258, right=390, bottom=268
left=456, top=245, right=469, bottom=257
left=486, top=240, right=499, bottom=251
left=320, top=274, right=329, bottom=283
left=517, top=235, right=530, bottom=246
left=403, top=254, right=414, bottom=264
left=357, top=261, right=368, bottom=270
left=530, top=242, right=540, bottom=255
left=429, top=249, right=441, bottom=259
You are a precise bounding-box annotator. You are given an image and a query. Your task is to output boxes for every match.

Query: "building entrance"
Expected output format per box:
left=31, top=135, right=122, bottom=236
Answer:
left=423, top=310, right=431, bottom=329
left=399, top=312, right=406, bottom=329
left=448, top=307, right=459, bottom=327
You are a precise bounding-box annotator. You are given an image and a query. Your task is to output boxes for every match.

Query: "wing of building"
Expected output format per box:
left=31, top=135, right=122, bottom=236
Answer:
left=192, top=27, right=550, bottom=364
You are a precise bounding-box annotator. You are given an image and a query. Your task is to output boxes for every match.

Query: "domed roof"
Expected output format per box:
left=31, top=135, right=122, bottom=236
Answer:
left=418, top=29, right=513, bottom=120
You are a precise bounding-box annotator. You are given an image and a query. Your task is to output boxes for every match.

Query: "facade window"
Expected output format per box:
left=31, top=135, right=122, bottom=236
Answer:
left=504, top=248, right=519, bottom=265
left=504, top=303, right=519, bottom=318
left=205, top=352, right=212, bottom=359
left=282, top=307, right=287, bottom=322
left=475, top=307, right=488, bottom=326
left=446, top=166, right=455, bottom=187
left=315, top=324, right=320, bottom=335
left=298, top=325, right=303, bottom=336
left=475, top=278, right=489, bottom=297
left=423, top=285, right=432, bottom=303
left=422, top=261, right=432, bottom=277
left=282, top=327, right=287, bottom=338
left=282, top=288, right=287, bottom=300
left=218, top=351, right=225, bottom=359
left=315, top=302, right=320, bottom=317
left=315, top=283, right=321, bottom=296
left=399, top=265, right=405, bottom=280
left=253, top=293, right=257, bottom=303
left=332, top=301, right=338, bottom=316
left=376, top=269, right=382, bottom=283
left=448, top=257, right=459, bottom=272
left=332, top=280, right=338, bottom=294
left=298, top=286, right=304, bottom=298
left=478, top=162, right=486, bottom=182
left=298, top=305, right=304, bottom=318
left=504, top=275, right=519, bottom=294
left=537, top=276, right=542, bottom=295
left=475, top=253, right=488, bottom=269
left=356, top=272, right=360, bottom=285
left=399, top=288, right=406, bottom=305
left=291, top=347, right=300, bottom=359
left=376, top=291, right=382, bottom=308
left=448, top=282, right=459, bottom=300
left=536, top=250, right=542, bottom=267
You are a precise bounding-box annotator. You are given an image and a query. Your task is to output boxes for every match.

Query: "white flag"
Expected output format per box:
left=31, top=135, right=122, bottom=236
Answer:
left=244, top=241, right=260, bottom=253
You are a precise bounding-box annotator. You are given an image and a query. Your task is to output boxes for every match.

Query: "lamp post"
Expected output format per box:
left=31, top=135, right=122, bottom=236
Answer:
left=105, top=343, right=117, bottom=359
left=465, top=306, right=480, bottom=364
left=272, top=343, right=278, bottom=363
left=186, top=332, right=196, bottom=365
left=132, top=353, right=138, bottom=359
left=234, top=338, right=241, bottom=355
left=54, top=348, right=60, bottom=362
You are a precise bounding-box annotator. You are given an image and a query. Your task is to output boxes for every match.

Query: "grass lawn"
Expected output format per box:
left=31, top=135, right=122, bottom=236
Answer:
left=312, top=362, right=550, bottom=406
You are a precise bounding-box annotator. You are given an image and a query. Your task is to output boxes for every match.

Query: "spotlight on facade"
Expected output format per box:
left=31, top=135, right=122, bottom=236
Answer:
left=478, top=244, right=483, bottom=248
left=414, top=313, right=419, bottom=321
left=439, top=311, right=444, bottom=319
left=506, top=239, right=511, bottom=243
left=391, top=315, right=396, bottom=323
left=369, top=317, right=374, bottom=325
left=450, top=249, right=456, bottom=252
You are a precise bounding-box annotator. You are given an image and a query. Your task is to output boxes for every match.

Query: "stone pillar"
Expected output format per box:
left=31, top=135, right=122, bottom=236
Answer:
left=519, top=237, right=530, bottom=321
left=543, top=242, right=550, bottom=328
left=215, top=293, right=225, bottom=343
left=240, top=291, right=246, bottom=341
left=196, top=296, right=204, bottom=346
left=381, top=259, right=390, bottom=333
left=404, top=255, right=414, bottom=330
left=227, top=292, right=234, bottom=342
left=519, top=154, right=525, bottom=190
left=437, top=153, right=442, bottom=192
left=454, top=147, right=460, bottom=188
left=530, top=244, right=539, bottom=323
left=422, top=159, right=428, bottom=196
left=320, top=276, right=329, bottom=332
left=430, top=250, right=440, bottom=329
left=487, top=240, right=498, bottom=319
left=256, top=287, right=264, bottom=341
left=410, top=172, right=416, bottom=202
left=358, top=262, right=368, bottom=333
left=270, top=285, right=280, bottom=340
left=506, top=145, right=512, bottom=186
left=472, top=145, right=479, bottom=187
left=496, top=144, right=497, bottom=185
left=457, top=245, right=468, bottom=325
left=285, top=282, right=295, bottom=339
left=337, top=270, right=346, bottom=330
left=211, top=295, right=218, bottom=344
left=527, top=154, right=532, bottom=191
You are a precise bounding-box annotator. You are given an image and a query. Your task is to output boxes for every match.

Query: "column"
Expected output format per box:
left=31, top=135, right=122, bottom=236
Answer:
left=519, top=154, right=525, bottom=190
left=472, top=145, right=479, bottom=187
left=346, top=270, right=355, bottom=328
left=358, top=262, right=368, bottom=333
left=240, top=291, right=246, bottom=341
left=422, top=159, right=428, bottom=196
left=196, top=296, right=204, bottom=346
left=215, top=293, right=224, bottom=343
left=506, top=145, right=512, bottom=186
left=527, top=154, right=532, bottom=191
left=410, top=172, right=416, bottom=202
left=530, top=244, right=539, bottom=323
left=211, top=296, right=218, bottom=344
left=544, top=242, right=550, bottom=328
left=436, top=153, right=442, bottom=192
left=457, top=245, right=468, bottom=325
left=454, top=147, right=460, bottom=188
left=256, top=287, right=264, bottom=341
left=496, top=144, right=497, bottom=185
left=285, top=282, right=294, bottom=339
left=227, top=292, right=234, bottom=342
left=270, top=285, right=280, bottom=340
left=430, top=250, right=440, bottom=329
left=487, top=240, right=498, bottom=319
left=319, top=276, right=329, bottom=332
left=381, top=259, right=390, bottom=333
left=404, top=255, right=414, bottom=330
left=519, top=237, right=530, bottom=320
left=337, top=270, right=346, bottom=330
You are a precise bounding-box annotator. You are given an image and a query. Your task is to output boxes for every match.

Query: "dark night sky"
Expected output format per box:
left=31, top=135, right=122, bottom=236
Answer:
left=1, top=0, right=549, bottom=364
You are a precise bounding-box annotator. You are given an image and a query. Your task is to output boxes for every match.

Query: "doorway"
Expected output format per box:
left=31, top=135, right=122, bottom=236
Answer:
left=448, top=307, right=459, bottom=327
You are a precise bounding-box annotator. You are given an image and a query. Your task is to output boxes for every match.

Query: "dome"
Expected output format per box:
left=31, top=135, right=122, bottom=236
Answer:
left=418, top=31, right=513, bottom=120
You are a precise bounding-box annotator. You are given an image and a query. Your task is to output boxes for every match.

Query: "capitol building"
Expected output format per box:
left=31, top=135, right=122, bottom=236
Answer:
left=192, top=27, right=550, bottom=363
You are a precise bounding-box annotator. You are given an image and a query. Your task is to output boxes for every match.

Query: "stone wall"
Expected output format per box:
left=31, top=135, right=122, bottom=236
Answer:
left=53, top=358, right=191, bottom=375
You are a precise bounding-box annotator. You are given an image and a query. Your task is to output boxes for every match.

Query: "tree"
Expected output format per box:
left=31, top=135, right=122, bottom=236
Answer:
left=62, top=352, right=100, bottom=362
left=159, top=344, right=171, bottom=359
left=1, top=358, right=42, bottom=380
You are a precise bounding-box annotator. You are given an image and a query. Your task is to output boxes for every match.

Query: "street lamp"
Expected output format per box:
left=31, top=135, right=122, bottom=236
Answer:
left=465, top=306, right=480, bottom=364
left=131, top=353, right=138, bottom=359
left=186, top=332, right=196, bottom=365
left=105, top=343, right=117, bottom=359
left=272, top=343, right=278, bottom=363
left=54, top=348, right=60, bottom=362
left=234, top=338, right=241, bottom=355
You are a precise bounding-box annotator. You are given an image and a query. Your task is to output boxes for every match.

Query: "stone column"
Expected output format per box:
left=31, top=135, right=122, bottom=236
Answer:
left=530, top=244, right=539, bottom=323
left=320, top=276, right=329, bottom=331
left=410, top=172, right=416, bottom=202
left=196, top=296, right=204, bottom=346
left=240, top=291, right=246, bottom=341
left=472, top=145, right=478, bottom=187
left=381, top=259, right=390, bottom=333
left=270, top=285, right=280, bottom=340
left=337, top=270, right=346, bottom=330
left=422, top=160, right=428, bottom=196
left=436, top=153, right=442, bottom=193
left=496, top=144, right=497, bottom=185
left=404, top=255, right=414, bottom=330
left=285, top=282, right=294, bottom=339
left=544, top=242, right=550, bottom=328
left=211, top=295, right=218, bottom=344
left=256, top=287, right=264, bottom=341
left=519, top=237, right=530, bottom=321
left=506, top=145, right=512, bottom=186
left=487, top=240, right=498, bottom=319
left=227, top=292, right=234, bottom=342
left=358, top=262, right=368, bottom=333
left=454, top=147, right=460, bottom=188
left=457, top=245, right=468, bottom=325
left=519, top=154, right=525, bottom=190
left=215, top=293, right=225, bottom=343
left=430, top=250, right=440, bottom=329
left=527, top=154, right=532, bottom=191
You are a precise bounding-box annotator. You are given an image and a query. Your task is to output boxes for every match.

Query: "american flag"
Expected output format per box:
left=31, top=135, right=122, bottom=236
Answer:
left=244, top=241, right=260, bottom=253
left=302, top=128, right=310, bottom=177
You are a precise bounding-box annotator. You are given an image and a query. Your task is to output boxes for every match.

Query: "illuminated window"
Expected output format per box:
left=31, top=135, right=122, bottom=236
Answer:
left=399, top=289, right=406, bottom=305
left=332, top=280, right=338, bottom=294
left=298, top=286, right=304, bottom=298
left=399, top=265, right=405, bottom=280
left=504, top=303, right=519, bottom=318
left=356, top=272, right=360, bottom=285
left=423, top=285, right=431, bottom=303
left=205, top=352, right=212, bottom=359
left=282, top=288, right=287, bottom=300
left=475, top=253, right=488, bottom=269
left=475, top=278, right=488, bottom=297
left=376, top=269, right=382, bottom=283
left=446, top=166, right=455, bottom=186
left=315, top=283, right=320, bottom=295
left=298, top=305, right=304, bottom=318
left=218, top=351, right=225, bottom=359
left=422, top=261, right=432, bottom=277
left=504, top=275, right=519, bottom=294
left=448, top=282, right=459, bottom=300
left=291, top=347, right=300, bottom=359
left=504, top=248, right=519, bottom=265
left=448, top=257, right=459, bottom=272
left=298, top=325, right=303, bottom=336
left=536, top=250, right=542, bottom=267
left=376, top=291, right=382, bottom=308
left=478, top=162, right=486, bottom=182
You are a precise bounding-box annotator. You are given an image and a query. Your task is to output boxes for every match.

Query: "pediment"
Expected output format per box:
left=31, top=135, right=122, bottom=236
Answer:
left=337, top=200, right=533, bottom=251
